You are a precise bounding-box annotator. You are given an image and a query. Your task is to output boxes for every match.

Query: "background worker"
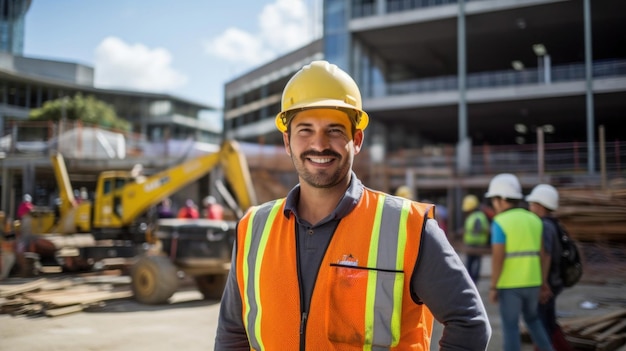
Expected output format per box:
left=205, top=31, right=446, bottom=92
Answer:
left=215, top=60, right=491, bottom=350
left=16, top=194, right=34, bottom=220
left=157, top=197, right=175, bottom=219
left=526, top=184, right=574, bottom=351
left=394, top=184, right=414, bottom=200
left=203, top=195, right=224, bottom=220
left=486, top=173, right=554, bottom=351
left=177, top=199, right=199, bottom=219
left=462, top=194, right=490, bottom=284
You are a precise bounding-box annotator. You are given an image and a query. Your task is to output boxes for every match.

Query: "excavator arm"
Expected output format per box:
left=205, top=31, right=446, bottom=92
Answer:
left=217, top=140, right=257, bottom=215
left=50, top=153, right=78, bottom=217
left=92, top=140, right=257, bottom=230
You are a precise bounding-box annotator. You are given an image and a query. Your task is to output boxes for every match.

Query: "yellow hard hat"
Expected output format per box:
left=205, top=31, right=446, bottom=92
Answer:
left=395, top=185, right=414, bottom=200
left=275, top=60, right=369, bottom=133
left=462, top=194, right=480, bottom=212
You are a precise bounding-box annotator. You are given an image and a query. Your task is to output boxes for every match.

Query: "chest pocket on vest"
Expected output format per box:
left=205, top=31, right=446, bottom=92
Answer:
left=327, top=263, right=404, bottom=347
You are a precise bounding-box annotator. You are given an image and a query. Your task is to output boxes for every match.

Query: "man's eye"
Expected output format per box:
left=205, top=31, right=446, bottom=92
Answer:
left=329, top=129, right=345, bottom=135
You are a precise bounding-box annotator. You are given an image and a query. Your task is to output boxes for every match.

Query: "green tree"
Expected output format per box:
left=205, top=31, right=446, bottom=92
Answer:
left=29, top=93, right=131, bottom=131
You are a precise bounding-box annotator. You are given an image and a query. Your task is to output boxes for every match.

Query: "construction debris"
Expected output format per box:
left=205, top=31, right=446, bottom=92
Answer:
left=560, top=309, right=626, bottom=351
left=557, top=178, right=626, bottom=242
left=555, top=179, right=626, bottom=284
left=0, top=270, right=132, bottom=317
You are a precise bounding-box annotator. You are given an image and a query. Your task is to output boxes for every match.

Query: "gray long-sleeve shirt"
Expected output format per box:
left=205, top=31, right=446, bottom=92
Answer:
left=215, top=174, right=491, bottom=350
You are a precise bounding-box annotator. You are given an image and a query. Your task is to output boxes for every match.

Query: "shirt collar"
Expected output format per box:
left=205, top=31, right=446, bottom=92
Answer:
left=283, top=171, right=363, bottom=223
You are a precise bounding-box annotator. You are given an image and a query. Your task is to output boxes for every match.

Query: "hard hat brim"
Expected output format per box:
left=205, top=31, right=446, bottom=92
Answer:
left=525, top=194, right=558, bottom=210
left=275, top=100, right=369, bottom=133
left=484, top=191, right=523, bottom=200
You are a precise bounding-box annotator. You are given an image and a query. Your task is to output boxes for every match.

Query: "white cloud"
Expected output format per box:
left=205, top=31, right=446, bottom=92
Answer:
left=207, top=27, right=275, bottom=65
left=204, top=0, right=321, bottom=69
left=259, top=0, right=310, bottom=50
left=93, top=36, right=188, bottom=92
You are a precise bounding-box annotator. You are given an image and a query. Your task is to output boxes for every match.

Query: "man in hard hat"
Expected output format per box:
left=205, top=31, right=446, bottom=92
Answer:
left=526, top=184, right=574, bottom=351
left=395, top=185, right=414, bottom=200
left=203, top=195, right=224, bottom=220
left=177, top=199, right=199, bottom=219
left=461, top=194, right=490, bottom=284
left=216, top=60, right=491, bottom=350
left=485, top=173, right=554, bottom=351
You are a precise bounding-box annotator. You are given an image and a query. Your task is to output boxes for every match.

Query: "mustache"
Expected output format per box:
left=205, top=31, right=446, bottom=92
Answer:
left=301, top=150, right=341, bottom=159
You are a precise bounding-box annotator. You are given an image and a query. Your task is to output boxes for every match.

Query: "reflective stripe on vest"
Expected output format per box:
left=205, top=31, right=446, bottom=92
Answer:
left=242, top=198, right=285, bottom=350
left=363, top=194, right=410, bottom=347
left=505, top=251, right=539, bottom=258
left=241, top=195, right=416, bottom=350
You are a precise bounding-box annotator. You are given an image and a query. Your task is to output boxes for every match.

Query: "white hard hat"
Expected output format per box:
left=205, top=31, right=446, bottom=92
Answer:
left=526, top=184, right=559, bottom=211
left=485, top=173, right=523, bottom=200
left=23, top=194, right=32, bottom=202
left=203, top=196, right=217, bottom=206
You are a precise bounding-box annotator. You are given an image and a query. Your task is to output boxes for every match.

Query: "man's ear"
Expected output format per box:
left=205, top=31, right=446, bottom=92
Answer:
left=353, top=129, right=364, bottom=154
left=283, top=132, right=291, bottom=156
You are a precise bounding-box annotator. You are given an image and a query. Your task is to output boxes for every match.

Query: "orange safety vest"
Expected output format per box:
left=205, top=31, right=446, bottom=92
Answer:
left=235, top=188, right=435, bottom=350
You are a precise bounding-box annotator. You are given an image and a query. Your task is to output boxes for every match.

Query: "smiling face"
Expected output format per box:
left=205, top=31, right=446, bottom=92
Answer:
left=283, top=108, right=363, bottom=190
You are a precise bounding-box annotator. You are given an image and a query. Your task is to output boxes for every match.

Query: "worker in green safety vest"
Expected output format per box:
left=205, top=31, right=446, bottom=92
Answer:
left=486, top=173, right=554, bottom=351
left=462, top=194, right=490, bottom=283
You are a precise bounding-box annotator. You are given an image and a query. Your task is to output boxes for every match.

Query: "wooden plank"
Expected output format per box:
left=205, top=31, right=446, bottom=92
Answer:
left=596, top=334, right=626, bottom=351
left=24, top=284, right=113, bottom=301
left=39, top=279, right=75, bottom=291
left=34, top=290, right=132, bottom=307
left=566, top=310, right=626, bottom=332
left=579, top=319, right=617, bottom=337
left=45, top=304, right=84, bottom=317
left=594, top=319, right=626, bottom=342
left=0, top=278, right=48, bottom=298
left=565, top=335, right=598, bottom=350
left=12, top=303, right=43, bottom=316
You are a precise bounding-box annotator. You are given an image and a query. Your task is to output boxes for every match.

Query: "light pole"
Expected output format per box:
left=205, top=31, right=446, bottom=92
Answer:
left=370, top=134, right=385, bottom=191
left=533, top=44, right=551, bottom=84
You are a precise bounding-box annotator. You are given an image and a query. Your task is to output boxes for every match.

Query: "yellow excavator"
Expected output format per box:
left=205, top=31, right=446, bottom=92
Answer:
left=25, top=140, right=258, bottom=304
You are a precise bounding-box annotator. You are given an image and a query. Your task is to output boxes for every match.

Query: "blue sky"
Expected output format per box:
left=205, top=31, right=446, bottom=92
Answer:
left=23, top=0, right=322, bottom=121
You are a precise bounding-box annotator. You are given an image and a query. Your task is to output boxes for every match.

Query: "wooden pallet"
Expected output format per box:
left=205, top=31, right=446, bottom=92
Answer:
left=0, top=271, right=132, bottom=317
left=561, top=309, right=626, bottom=351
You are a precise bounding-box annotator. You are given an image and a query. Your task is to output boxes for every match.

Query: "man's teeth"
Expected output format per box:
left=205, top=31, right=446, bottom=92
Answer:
left=310, top=157, right=332, bottom=164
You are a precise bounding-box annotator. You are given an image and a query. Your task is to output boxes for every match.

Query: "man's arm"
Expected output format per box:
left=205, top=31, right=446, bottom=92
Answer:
left=488, top=222, right=505, bottom=304
left=412, top=219, right=491, bottom=350
left=539, top=223, right=553, bottom=303
left=214, top=244, right=250, bottom=350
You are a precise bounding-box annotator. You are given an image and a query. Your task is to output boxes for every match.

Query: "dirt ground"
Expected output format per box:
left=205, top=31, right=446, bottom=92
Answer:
left=1, top=256, right=625, bottom=351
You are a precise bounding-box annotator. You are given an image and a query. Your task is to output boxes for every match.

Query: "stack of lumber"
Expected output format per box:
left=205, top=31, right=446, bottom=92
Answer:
left=556, top=178, right=626, bottom=242
left=0, top=271, right=132, bottom=317
left=560, top=309, right=626, bottom=351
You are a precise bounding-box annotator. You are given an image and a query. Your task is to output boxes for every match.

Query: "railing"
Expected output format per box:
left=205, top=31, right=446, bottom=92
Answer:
left=369, top=140, right=625, bottom=184
left=470, top=141, right=624, bottom=176
left=352, top=0, right=463, bottom=18
left=385, top=59, right=626, bottom=97
left=2, top=121, right=625, bottom=184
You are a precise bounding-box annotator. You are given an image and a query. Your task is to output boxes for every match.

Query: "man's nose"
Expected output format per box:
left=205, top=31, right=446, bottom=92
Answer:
left=309, top=131, right=331, bottom=150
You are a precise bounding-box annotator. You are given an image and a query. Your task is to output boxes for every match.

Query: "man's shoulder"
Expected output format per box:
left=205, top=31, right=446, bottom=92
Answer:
left=253, top=198, right=287, bottom=211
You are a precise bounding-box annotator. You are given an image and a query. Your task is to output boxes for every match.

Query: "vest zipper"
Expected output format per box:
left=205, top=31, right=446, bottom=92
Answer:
left=296, top=218, right=340, bottom=350
left=300, top=311, right=308, bottom=335
left=296, top=223, right=307, bottom=351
